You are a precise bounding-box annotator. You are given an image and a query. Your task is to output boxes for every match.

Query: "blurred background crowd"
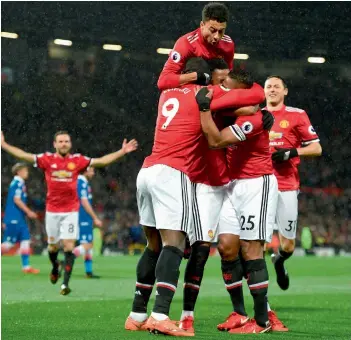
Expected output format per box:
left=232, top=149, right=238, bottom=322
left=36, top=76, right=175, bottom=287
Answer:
left=1, top=2, right=350, bottom=253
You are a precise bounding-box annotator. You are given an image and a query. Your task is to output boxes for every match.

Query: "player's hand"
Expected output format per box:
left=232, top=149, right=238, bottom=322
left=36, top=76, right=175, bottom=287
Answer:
left=272, top=148, right=298, bottom=162
left=196, top=72, right=211, bottom=86
left=27, top=211, right=38, bottom=219
left=261, top=110, right=275, bottom=130
left=196, top=87, right=213, bottom=112
left=94, top=217, right=103, bottom=228
left=122, top=139, right=138, bottom=154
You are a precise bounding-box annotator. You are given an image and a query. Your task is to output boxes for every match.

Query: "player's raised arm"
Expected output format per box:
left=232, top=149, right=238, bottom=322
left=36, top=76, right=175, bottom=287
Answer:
left=1, top=132, right=36, bottom=164
left=90, top=138, right=138, bottom=168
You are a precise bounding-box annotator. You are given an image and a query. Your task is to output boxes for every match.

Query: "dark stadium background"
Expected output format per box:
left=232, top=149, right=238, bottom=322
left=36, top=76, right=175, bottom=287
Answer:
left=1, top=2, right=350, bottom=254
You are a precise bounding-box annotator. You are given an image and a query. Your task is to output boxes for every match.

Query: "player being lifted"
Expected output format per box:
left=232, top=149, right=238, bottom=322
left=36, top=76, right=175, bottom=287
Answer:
left=1, top=131, right=138, bottom=295
left=264, top=76, right=322, bottom=290
left=1, top=163, right=39, bottom=274
left=73, top=167, right=102, bottom=278
left=158, top=2, right=234, bottom=90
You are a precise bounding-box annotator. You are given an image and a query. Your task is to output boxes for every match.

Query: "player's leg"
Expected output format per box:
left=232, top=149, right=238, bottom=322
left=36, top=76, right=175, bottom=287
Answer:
left=60, top=212, right=79, bottom=295
left=179, top=183, right=224, bottom=332
left=45, top=212, right=62, bottom=284
left=126, top=226, right=161, bottom=331
left=229, top=175, right=278, bottom=334
left=145, top=166, right=193, bottom=336
left=180, top=241, right=211, bottom=332
left=216, top=190, right=248, bottom=331
left=272, top=190, right=298, bottom=290
left=126, top=167, right=161, bottom=331
left=19, top=224, right=40, bottom=274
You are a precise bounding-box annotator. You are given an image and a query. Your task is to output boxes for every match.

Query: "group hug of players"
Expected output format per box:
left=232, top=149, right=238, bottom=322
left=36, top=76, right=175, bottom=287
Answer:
left=1, top=2, right=321, bottom=336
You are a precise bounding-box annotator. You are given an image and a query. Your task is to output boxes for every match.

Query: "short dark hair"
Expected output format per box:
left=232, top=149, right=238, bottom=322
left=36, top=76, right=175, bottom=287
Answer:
left=266, top=75, right=288, bottom=89
left=207, top=58, right=229, bottom=72
left=202, top=3, right=229, bottom=23
left=12, top=162, right=28, bottom=176
left=183, top=57, right=210, bottom=75
left=54, top=130, right=70, bottom=141
left=228, top=69, right=254, bottom=87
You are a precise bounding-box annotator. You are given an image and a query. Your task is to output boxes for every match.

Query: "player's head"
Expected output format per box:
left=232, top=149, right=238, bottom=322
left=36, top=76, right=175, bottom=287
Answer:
left=183, top=57, right=211, bottom=76
left=83, top=167, right=95, bottom=180
left=12, top=163, right=29, bottom=180
left=201, top=3, right=229, bottom=45
left=223, top=69, right=254, bottom=90
left=264, top=75, right=288, bottom=106
left=53, top=130, right=72, bottom=156
left=207, top=58, right=229, bottom=85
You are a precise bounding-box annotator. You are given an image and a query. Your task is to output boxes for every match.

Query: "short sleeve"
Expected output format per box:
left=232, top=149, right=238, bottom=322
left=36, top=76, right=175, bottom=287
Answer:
left=78, top=180, right=88, bottom=199
left=77, top=155, right=92, bottom=172
left=14, top=183, right=23, bottom=198
left=230, top=114, right=264, bottom=141
left=296, top=111, right=320, bottom=146
left=34, top=153, right=50, bottom=170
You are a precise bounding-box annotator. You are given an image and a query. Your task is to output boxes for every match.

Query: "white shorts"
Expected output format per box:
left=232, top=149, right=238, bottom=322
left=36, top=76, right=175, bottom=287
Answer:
left=218, top=175, right=278, bottom=243
left=137, top=165, right=192, bottom=233
left=45, top=211, right=79, bottom=244
left=187, top=183, right=226, bottom=245
left=274, top=190, right=299, bottom=240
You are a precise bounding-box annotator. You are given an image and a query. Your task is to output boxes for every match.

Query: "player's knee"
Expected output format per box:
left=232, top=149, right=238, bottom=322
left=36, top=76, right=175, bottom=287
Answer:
left=218, top=236, right=239, bottom=261
left=280, top=237, right=295, bottom=253
left=62, top=240, right=75, bottom=252
left=20, top=240, right=31, bottom=254
left=240, top=240, right=264, bottom=261
left=48, top=244, right=59, bottom=252
left=160, top=230, right=186, bottom=252
left=1, top=242, right=13, bottom=253
left=144, top=227, right=162, bottom=253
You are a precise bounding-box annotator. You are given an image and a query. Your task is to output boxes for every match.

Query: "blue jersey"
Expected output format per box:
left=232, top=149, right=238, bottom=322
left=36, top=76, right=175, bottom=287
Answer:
left=77, top=175, right=93, bottom=225
left=4, top=176, right=27, bottom=225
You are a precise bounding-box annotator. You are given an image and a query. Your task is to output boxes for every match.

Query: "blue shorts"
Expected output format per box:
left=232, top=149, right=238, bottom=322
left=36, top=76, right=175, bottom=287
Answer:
left=79, top=222, right=93, bottom=244
left=3, top=222, right=30, bottom=243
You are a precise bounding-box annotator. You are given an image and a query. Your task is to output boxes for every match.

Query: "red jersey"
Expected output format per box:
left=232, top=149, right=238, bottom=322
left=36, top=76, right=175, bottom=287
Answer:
left=143, top=84, right=208, bottom=183
left=35, top=153, right=92, bottom=213
left=226, top=112, right=273, bottom=179
left=158, top=28, right=234, bottom=90
left=266, top=105, right=320, bottom=191
left=205, top=114, right=230, bottom=186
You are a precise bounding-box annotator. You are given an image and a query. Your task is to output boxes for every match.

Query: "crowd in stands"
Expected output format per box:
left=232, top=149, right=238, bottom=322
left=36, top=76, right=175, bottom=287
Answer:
left=1, top=57, right=350, bottom=252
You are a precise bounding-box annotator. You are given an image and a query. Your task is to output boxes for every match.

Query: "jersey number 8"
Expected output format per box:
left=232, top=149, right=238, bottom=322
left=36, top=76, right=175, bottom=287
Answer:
left=161, top=98, right=179, bottom=129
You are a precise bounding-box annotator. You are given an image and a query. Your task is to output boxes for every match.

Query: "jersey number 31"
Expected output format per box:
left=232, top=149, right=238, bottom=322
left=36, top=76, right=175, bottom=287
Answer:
left=162, top=98, right=179, bottom=129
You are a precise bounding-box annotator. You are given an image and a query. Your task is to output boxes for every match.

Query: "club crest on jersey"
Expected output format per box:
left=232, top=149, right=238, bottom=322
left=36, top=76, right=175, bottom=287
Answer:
left=279, top=120, right=289, bottom=128
left=67, top=162, right=76, bottom=170
left=308, top=125, right=316, bottom=135
left=170, top=50, right=181, bottom=63
left=269, top=131, right=283, bottom=141
left=208, top=230, right=214, bottom=239
left=241, top=121, right=253, bottom=134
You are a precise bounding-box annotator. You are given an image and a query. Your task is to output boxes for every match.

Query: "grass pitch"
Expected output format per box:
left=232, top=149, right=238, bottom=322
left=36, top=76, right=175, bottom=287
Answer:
left=2, top=255, right=351, bottom=340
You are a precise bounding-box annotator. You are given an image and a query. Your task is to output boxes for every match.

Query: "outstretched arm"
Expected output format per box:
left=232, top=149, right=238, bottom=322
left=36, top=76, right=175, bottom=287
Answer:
left=90, top=139, right=138, bottom=168
left=1, top=132, right=35, bottom=164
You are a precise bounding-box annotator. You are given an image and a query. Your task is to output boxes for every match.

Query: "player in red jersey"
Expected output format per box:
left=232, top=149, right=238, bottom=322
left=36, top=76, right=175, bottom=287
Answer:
left=264, top=76, right=322, bottom=290
left=198, top=72, right=278, bottom=333
left=157, top=2, right=234, bottom=90
left=1, top=131, right=138, bottom=295
left=178, top=61, right=274, bottom=335
left=125, top=58, right=269, bottom=336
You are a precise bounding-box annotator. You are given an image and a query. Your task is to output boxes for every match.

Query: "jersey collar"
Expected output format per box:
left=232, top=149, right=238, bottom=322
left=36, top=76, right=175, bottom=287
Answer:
left=78, top=174, right=88, bottom=183
left=263, top=104, right=286, bottom=113
left=14, top=175, right=24, bottom=184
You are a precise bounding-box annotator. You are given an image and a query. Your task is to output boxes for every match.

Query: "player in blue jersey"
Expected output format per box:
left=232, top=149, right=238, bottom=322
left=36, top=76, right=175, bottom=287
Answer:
left=73, top=167, right=102, bottom=278
left=1, top=163, right=40, bottom=273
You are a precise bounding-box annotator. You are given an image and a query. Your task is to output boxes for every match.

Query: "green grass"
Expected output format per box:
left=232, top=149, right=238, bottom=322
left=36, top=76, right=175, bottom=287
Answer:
left=2, top=255, right=351, bottom=339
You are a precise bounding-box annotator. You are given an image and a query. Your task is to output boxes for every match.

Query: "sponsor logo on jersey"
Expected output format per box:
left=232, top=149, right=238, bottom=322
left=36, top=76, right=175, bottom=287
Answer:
left=308, top=125, right=316, bottom=134
left=269, top=131, right=283, bottom=141
left=279, top=120, right=289, bottom=128
left=52, top=170, right=73, bottom=178
left=170, top=50, right=181, bottom=63
left=49, top=236, right=55, bottom=242
left=241, top=121, right=253, bottom=134
left=67, top=162, right=76, bottom=170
